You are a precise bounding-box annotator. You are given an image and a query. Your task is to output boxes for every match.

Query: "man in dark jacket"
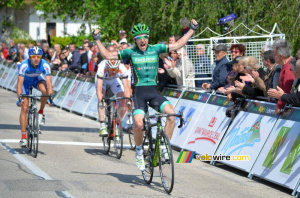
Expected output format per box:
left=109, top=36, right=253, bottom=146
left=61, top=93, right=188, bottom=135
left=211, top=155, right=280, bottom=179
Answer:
left=202, top=44, right=229, bottom=90
left=65, top=44, right=81, bottom=73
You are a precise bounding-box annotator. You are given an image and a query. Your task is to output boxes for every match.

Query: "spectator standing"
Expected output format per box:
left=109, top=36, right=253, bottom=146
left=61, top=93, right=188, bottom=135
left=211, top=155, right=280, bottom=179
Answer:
left=164, top=49, right=194, bottom=86
left=195, top=44, right=211, bottom=87
left=202, top=44, right=229, bottom=90
left=20, top=43, right=29, bottom=60
left=80, top=42, right=91, bottom=74
left=180, top=17, right=193, bottom=46
left=62, top=47, right=80, bottom=73
left=118, top=30, right=128, bottom=44
left=42, top=43, right=50, bottom=61
left=269, top=40, right=295, bottom=114
left=268, top=58, right=300, bottom=106
left=7, top=48, right=19, bottom=63
left=169, top=35, right=176, bottom=44
left=1, top=42, right=8, bottom=59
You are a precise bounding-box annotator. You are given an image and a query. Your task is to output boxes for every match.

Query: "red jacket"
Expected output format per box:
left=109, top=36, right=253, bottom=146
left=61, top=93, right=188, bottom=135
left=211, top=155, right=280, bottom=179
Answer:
left=3, top=47, right=8, bottom=59
left=277, top=58, right=295, bottom=109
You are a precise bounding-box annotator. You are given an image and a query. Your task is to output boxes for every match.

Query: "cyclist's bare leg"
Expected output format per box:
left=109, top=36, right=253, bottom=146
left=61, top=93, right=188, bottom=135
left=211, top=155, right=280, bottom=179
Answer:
left=98, top=89, right=106, bottom=121
left=133, top=114, right=145, bottom=146
left=116, top=92, right=126, bottom=119
left=163, top=104, right=176, bottom=140
left=20, top=97, right=29, bottom=132
left=37, top=81, right=47, bottom=111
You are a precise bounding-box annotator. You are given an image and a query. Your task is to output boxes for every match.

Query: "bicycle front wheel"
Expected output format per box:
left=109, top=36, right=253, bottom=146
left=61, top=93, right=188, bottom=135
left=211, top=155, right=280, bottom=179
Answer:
left=158, top=132, right=174, bottom=194
left=32, top=109, right=39, bottom=158
left=27, top=110, right=33, bottom=153
left=113, top=112, right=123, bottom=159
left=142, top=131, right=154, bottom=184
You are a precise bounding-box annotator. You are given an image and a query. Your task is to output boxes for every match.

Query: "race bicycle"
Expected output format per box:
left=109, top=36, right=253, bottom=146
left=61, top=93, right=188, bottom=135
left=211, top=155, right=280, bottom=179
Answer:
left=102, top=94, right=131, bottom=159
left=142, top=111, right=184, bottom=194
left=20, top=86, right=52, bottom=158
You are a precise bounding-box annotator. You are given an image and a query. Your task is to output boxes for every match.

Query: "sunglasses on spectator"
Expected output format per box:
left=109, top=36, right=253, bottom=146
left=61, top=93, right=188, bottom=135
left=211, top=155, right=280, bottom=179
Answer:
left=62, top=51, right=68, bottom=54
left=231, top=50, right=240, bottom=54
left=109, top=68, right=119, bottom=72
left=30, top=55, right=42, bottom=59
left=134, top=35, right=149, bottom=40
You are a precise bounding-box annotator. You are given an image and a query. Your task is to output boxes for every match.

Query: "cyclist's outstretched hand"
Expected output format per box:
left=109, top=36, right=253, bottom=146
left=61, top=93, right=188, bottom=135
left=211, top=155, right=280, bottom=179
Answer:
left=190, top=19, right=199, bottom=30
left=92, top=29, right=101, bottom=41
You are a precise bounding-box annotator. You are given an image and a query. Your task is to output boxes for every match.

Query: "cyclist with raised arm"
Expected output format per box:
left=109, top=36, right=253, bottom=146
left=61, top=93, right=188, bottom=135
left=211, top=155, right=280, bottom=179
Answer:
left=92, top=19, right=198, bottom=171
left=96, top=45, right=131, bottom=136
left=17, top=47, right=53, bottom=147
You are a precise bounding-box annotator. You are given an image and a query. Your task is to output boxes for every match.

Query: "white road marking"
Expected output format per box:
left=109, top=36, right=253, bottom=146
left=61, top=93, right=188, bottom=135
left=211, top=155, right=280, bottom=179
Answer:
left=0, top=139, right=133, bottom=148
left=0, top=142, right=75, bottom=197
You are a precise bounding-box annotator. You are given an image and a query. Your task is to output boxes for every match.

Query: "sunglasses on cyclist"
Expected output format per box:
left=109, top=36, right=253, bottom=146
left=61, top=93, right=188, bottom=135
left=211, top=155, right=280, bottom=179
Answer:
left=231, top=50, right=240, bottom=54
left=134, top=35, right=149, bottom=40
left=30, top=55, right=42, bottom=59
left=109, top=68, right=119, bottom=72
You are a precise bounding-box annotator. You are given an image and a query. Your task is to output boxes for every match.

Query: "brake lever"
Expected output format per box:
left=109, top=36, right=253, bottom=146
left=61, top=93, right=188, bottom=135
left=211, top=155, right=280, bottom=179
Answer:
left=178, top=111, right=185, bottom=128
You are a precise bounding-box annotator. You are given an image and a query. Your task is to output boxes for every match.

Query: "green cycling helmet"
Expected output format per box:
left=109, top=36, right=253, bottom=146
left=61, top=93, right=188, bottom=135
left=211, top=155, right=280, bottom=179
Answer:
left=131, top=23, right=150, bottom=37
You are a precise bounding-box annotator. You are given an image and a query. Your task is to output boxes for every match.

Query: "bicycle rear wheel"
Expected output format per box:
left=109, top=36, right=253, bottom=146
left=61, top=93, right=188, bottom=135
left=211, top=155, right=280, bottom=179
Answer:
left=158, top=132, right=174, bottom=194
left=142, top=131, right=154, bottom=184
left=113, top=113, right=123, bottom=159
left=128, top=128, right=136, bottom=150
left=32, top=109, right=39, bottom=158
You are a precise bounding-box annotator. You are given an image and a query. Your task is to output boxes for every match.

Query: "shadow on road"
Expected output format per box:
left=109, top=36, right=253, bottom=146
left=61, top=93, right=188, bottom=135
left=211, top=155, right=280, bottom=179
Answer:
left=71, top=170, right=165, bottom=194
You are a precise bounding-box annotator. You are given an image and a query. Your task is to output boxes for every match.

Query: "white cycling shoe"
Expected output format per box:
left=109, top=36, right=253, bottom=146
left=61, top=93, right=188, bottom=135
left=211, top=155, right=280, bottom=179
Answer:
left=19, top=139, right=27, bottom=148
left=135, top=154, right=145, bottom=171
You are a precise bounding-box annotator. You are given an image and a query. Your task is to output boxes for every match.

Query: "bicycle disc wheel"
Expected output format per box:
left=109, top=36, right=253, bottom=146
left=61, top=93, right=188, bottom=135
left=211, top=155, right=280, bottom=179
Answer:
left=158, top=132, right=174, bottom=194
left=32, top=110, right=39, bottom=158
left=128, top=128, right=136, bottom=150
left=113, top=113, right=123, bottom=159
left=142, top=132, right=154, bottom=184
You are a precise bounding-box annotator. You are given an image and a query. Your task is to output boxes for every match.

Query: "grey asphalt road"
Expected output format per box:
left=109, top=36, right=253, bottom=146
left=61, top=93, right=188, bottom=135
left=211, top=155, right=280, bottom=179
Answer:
left=0, top=88, right=294, bottom=198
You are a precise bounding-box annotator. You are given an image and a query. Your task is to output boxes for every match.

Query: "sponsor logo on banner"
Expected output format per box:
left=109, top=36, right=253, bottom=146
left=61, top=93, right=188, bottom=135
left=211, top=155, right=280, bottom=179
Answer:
left=209, top=117, right=217, bottom=127
left=188, top=127, right=221, bottom=144
left=56, top=80, right=72, bottom=99
left=280, top=132, right=300, bottom=175
left=68, top=82, right=80, bottom=96
left=179, top=108, right=196, bottom=135
left=262, top=126, right=291, bottom=169
left=221, top=118, right=262, bottom=155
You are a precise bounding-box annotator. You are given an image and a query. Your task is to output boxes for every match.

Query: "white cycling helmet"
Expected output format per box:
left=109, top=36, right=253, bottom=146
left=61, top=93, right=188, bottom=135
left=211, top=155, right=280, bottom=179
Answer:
left=106, top=60, right=120, bottom=69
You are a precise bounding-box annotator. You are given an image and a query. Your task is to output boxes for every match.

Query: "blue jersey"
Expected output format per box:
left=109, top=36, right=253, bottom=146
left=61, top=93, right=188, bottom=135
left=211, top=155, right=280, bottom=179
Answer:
left=18, top=59, right=51, bottom=94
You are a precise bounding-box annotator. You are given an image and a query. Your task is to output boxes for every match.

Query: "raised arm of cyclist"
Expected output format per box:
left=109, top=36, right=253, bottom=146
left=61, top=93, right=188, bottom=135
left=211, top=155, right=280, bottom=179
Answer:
left=92, top=19, right=198, bottom=60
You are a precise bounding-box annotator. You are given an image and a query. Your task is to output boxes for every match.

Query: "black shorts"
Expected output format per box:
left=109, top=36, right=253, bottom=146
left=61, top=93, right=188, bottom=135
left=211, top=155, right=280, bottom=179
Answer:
left=132, top=86, right=171, bottom=116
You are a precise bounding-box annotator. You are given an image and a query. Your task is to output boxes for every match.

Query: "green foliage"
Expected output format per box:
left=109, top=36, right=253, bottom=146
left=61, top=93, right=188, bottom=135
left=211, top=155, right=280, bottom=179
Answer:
left=50, top=34, right=94, bottom=49
left=2, top=0, right=300, bottom=54
left=13, top=38, right=35, bottom=46
left=12, top=27, right=33, bottom=40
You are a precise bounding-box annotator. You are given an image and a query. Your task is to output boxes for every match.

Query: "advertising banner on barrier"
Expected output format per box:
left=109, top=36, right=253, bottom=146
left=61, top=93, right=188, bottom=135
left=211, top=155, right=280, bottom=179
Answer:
left=0, top=64, right=11, bottom=87
left=6, top=66, right=18, bottom=90
left=0, top=64, right=7, bottom=79
left=170, top=91, right=210, bottom=148
left=183, top=94, right=233, bottom=155
left=9, top=69, right=18, bottom=92
left=52, top=72, right=67, bottom=97
left=61, top=77, right=86, bottom=110
left=249, top=107, right=300, bottom=190
left=84, top=93, right=98, bottom=119
left=53, top=73, right=77, bottom=107
left=3, top=65, right=15, bottom=89
left=214, top=100, right=278, bottom=172
left=72, top=78, right=95, bottom=115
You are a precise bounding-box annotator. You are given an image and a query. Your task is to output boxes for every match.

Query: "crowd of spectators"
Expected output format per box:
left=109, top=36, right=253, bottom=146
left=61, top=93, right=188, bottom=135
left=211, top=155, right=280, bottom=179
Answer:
left=1, top=17, right=300, bottom=113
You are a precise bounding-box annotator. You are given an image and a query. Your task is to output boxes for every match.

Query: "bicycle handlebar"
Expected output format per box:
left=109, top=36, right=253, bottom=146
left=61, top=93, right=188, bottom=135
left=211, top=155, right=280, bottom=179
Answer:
left=145, top=111, right=185, bottom=128
left=102, top=96, right=131, bottom=102
left=20, top=94, right=52, bottom=98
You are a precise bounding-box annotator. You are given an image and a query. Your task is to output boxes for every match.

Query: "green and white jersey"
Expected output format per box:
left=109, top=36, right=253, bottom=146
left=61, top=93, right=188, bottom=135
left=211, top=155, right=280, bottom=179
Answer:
left=118, top=44, right=168, bottom=86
